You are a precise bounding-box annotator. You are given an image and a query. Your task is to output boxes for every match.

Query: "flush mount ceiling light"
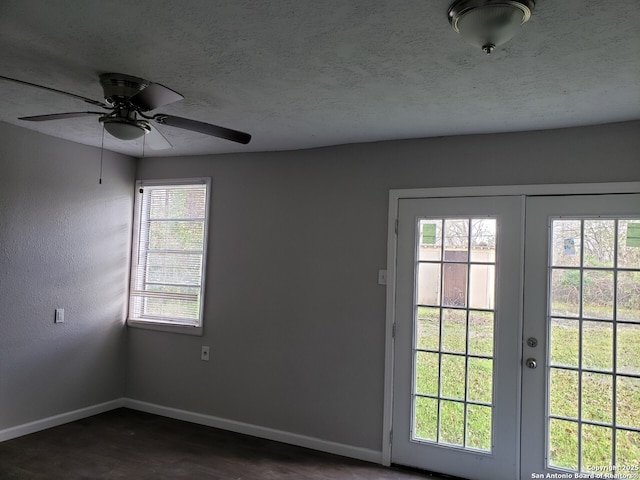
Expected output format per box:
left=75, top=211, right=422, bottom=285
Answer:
left=448, top=0, right=535, bottom=55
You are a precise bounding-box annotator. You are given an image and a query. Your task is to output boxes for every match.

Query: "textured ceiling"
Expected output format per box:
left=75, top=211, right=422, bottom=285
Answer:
left=0, top=0, right=638, bottom=157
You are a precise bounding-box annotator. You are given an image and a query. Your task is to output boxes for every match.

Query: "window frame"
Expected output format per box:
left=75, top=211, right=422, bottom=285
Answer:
left=127, top=177, right=211, bottom=336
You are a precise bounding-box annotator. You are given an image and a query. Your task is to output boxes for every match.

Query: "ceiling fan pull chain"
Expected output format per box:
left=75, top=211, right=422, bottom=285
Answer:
left=99, top=124, right=105, bottom=185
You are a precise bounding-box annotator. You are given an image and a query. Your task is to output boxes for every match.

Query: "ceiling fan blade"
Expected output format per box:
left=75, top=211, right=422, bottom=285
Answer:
left=0, top=75, right=108, bottom=108
left=145, top=124, right=172, bottom=150
left=19, top=111, right=104, bottom=121
left=129, top=82, right=184, bottom=111
left=153, top=114, right=251, bottom=144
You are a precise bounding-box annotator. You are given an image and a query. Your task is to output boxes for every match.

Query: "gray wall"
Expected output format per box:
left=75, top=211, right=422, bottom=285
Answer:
left=128, top=120, right=640, bottom=452
left=0, top=122, right=135, bottom=430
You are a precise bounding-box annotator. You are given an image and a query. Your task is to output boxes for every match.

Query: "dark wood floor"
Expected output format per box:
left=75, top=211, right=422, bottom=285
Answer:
left=0, top=408, right=455, bottom=479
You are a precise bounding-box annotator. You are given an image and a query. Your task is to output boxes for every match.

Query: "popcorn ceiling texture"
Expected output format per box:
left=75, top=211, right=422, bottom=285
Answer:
left=0, top=0, right=638, bottom=157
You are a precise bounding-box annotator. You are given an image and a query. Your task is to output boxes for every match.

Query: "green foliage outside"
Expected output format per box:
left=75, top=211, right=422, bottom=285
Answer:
left=141, top=186, right=206, bottom=321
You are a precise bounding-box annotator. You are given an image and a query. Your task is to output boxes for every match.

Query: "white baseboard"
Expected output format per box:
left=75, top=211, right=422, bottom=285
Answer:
left=0, top=398, right=125, bottom=442
left=123, top=398, right=382, bottom=464
left=0, top=397, right=382, bottom=466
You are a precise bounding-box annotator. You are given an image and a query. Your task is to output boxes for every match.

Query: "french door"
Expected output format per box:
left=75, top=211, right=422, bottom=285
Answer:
left=389, top=191, right=640, bottom=480
left=391, top=195, right=524, bottom=479
left=521, top=194, right=640, bottom=477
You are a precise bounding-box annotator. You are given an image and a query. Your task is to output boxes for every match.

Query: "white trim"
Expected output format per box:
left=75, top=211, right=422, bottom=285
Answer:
left=0, top=397, right=382, bottom=465
left=381, top=181, right=640, bottom=467
left=123, top=399, right=382, bottom=464
left=0, top=399, right=125, bottom=442
left=127, top=319, right=203, bottom=336
left=389, top=182, right=640, bottom=203
left=381, top=190, right=399, bottom=466
left=137, top=177, right=210, bottom=187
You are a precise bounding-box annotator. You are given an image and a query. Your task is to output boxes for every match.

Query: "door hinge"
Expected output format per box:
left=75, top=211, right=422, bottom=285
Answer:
left=389, top=429, right=393, bottom=443
left=395, top=218, right=398, bottom=234
left=392, top=323, right=396, bottom=339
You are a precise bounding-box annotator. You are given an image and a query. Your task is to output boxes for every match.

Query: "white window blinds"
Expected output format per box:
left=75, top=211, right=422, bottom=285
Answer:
left=128, top=179, right=210, bottom=330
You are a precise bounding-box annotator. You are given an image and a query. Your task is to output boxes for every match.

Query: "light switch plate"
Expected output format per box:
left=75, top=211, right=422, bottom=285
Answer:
left=201, top=346, right=210, bottom=361
left=55, top=308, right=64, bottom=323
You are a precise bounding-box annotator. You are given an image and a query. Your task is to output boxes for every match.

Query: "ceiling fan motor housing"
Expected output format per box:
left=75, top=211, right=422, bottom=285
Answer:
left=100, top=73, right=149, bottom=106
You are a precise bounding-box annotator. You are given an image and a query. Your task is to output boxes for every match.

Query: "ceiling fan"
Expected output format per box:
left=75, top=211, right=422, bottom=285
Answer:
left=0, top=73, right=251, bottom=149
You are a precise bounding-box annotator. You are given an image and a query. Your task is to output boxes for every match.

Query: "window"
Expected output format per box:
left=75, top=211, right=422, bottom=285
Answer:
left=128, top=178, right=210, bottom=335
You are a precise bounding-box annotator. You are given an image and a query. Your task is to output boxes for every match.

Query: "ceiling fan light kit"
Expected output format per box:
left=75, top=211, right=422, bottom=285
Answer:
left=448, top=0, right=535, bottom=55
left=100, top=116, right=150, bottom=140
left=0, top=72, right=251, bottom=149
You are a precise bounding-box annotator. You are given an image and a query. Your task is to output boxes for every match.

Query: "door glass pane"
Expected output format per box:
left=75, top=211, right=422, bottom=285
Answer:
left=469, top=264, right=495, bottom=309
left=581, top=372, right=613, bottom=424
left=414, top=397, right=438, bottom=442
left=550, top=318, right=579, bottom=367
left=549, top=368, right=578, bottom=419
left=439, top=400, right=464, bottom=446
left=616, top=376, right=640, bottom=429
left=582, top=425, right=613, bottom=471
left=466, top=405, right=492, bottom=451
left=468, top=310, right=494, bottom=357
left=415, top=352, right=439, bottom=396
left=444, top=219, right=469, bottom=260
left=583, top=220, right=615, bottom=268
left=467, top=358, right=493, bottom=404
left=550, top=268, right=580, bottom=317
left=416, top=307, right=440, bottom=350
left=547, top=218, right=640, bottom=473
left=582, top=321, right=613, bottom=371
left=549, top=419, right=579, bottom=470
left=441, top=354, right=466, bottom=399
left=442, top=263, right=468, bottom=307
left=418, top=219, right=443, bottom=261
left=412, top=217, right=496, bottom=452
left=617, top=323, right=640, bottom=375
left=441, top=309, right=466, bottom=353
left=617, top=271, right=640, bottom=322
left=616, top=431, right=640, bottom=469
left=551, top=220, right=581, bottom=267
left=618, top=220, right=640, bottom=269
left=470, top=219, right=496, bottom=263
left=582, top=270, right=614, bottom=319
left=417, top=263, right=441, bottom=306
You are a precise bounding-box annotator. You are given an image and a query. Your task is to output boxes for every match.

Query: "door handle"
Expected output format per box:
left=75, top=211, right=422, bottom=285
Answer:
left=526, top=358, right=537, bottom=369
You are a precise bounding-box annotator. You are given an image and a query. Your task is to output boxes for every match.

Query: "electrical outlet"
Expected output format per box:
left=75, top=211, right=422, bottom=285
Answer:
left=201, top=346, right=210, bottom=361
left=55, top=308, right=64, bottom=323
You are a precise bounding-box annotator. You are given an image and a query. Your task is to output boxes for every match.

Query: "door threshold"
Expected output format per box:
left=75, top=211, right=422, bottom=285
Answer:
left=392, top=464, right=469, bottom=480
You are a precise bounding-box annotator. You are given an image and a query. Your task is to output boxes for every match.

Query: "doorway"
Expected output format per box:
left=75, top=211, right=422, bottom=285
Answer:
left=383, top=185, right=640, bottom=480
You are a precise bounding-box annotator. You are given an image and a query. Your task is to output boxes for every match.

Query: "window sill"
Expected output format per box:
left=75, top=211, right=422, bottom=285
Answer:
left=127, top=318, right=203, bottom=336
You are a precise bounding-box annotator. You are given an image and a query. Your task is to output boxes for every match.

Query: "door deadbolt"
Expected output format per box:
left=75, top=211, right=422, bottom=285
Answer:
left=527, top=337, right=538, bottom=348
left=526, top=358, right=537, bottom=369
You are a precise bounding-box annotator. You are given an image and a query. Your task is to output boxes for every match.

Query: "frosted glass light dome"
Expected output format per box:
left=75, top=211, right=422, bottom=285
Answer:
left=100, top=117, right=151, bottom=140
left=448, top=0, right=535, bottom=54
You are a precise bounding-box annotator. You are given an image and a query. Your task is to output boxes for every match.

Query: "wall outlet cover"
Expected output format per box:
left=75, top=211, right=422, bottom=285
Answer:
left=201, top=346, right=210, bottom=361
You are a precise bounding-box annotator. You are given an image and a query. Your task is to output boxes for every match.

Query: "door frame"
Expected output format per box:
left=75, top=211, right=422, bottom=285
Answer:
left=382, top=182, right=640, bottom=468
